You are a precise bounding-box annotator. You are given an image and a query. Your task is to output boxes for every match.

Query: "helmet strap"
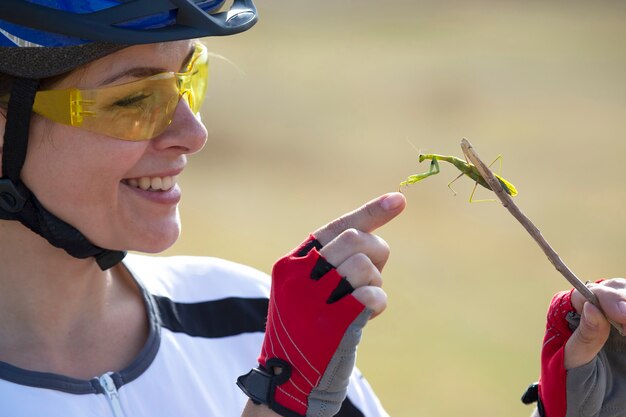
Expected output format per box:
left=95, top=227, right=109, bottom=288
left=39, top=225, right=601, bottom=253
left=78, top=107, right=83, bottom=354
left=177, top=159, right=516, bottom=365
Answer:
left=0, top=77, right=125, bottom=270
left=2, top=77, right=36, bottom=182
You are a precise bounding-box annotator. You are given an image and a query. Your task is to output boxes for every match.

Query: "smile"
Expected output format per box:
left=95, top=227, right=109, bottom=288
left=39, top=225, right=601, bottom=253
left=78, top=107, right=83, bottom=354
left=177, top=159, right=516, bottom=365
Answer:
left=122, top=175, right=177, bottom=191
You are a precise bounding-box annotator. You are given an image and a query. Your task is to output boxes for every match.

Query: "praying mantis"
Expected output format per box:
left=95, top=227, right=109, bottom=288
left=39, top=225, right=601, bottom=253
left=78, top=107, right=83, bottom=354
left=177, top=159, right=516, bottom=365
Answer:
left=399, top=151, right=518, bottom=202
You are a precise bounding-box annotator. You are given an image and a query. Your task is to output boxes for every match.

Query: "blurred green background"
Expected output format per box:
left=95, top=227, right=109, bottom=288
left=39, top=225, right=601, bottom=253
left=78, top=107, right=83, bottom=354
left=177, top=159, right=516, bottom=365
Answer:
left=163, top=2, right=626, bottom=416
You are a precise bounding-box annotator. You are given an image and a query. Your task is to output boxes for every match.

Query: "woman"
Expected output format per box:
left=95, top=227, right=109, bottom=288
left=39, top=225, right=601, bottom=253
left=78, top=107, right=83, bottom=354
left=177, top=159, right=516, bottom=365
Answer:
left=0, top=1, right=406, bottom=416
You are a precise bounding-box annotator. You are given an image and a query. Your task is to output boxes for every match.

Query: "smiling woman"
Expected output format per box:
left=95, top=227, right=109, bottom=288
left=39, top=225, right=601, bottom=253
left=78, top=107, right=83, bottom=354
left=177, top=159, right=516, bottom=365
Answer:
left=0, top=2, right=404, bottom=417
left=21, top=41, right=209, bottom=254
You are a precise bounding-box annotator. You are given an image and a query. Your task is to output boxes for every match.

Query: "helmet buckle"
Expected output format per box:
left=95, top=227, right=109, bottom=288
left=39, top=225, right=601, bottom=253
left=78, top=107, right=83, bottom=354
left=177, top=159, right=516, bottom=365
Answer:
left=0, top=178, right=27, bottom=213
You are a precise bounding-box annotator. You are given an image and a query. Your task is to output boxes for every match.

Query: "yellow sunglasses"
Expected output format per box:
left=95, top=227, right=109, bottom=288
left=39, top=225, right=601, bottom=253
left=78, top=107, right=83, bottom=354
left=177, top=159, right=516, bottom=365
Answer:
left=13, top=42, right=208, bottom=141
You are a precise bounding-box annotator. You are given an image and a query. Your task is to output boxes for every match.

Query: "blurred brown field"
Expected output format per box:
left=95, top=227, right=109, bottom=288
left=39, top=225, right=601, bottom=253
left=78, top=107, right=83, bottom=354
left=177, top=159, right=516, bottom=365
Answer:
left=162, top=2, right=626, bottom=416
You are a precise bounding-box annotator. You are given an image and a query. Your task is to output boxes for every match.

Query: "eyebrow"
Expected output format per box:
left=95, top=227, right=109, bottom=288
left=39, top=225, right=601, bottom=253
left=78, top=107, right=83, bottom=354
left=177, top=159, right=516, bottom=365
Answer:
left=99, top=45, right=197, bottom=86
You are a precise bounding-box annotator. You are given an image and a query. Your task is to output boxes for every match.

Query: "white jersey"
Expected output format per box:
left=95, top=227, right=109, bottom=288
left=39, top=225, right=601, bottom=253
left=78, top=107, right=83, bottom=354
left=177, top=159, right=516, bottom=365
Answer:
left=0, top=254, right=389, bottom=417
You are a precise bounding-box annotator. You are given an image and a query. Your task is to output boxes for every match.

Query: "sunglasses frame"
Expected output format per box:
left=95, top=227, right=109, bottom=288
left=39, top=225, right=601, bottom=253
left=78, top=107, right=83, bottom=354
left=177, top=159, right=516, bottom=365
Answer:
left=25, top=41, right=209, bottom=141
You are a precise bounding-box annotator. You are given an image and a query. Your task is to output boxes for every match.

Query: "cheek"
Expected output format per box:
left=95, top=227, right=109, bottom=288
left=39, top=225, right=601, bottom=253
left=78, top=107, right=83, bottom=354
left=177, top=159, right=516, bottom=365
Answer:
left=21, top=121, right=145, bottom=214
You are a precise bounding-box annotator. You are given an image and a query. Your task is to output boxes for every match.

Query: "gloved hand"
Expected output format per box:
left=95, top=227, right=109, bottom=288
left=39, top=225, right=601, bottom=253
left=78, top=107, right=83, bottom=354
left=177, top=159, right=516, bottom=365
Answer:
left=563, top=280, right=626, bottom=417
left=538, top=279, right=626, bottom=417
left=237, top=193, right=405, bottom=417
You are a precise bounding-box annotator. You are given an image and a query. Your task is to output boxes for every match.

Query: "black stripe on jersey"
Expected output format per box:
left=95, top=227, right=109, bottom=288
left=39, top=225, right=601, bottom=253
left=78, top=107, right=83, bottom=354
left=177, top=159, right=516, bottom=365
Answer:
left=154, top=295, right=366, bottom=416
left=337, top=397, right=366, bottom=417
left=154, top=296, right=269, bottom=338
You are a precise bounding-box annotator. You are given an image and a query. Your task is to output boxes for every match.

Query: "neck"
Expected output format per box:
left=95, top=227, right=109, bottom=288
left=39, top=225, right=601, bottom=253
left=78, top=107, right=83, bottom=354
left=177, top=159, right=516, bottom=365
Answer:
left=0, top=220, right=147, bottom=378
left=0, top=219, right=109, bottom=313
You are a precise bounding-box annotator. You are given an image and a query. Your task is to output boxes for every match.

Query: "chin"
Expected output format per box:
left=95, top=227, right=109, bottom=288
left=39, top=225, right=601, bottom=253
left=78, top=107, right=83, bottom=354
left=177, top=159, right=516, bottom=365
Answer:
left=138, top=235, right=180, bottom=254
left=130, top=225, right=181, bottom=253
left=89, top=220, right=181, bottom=254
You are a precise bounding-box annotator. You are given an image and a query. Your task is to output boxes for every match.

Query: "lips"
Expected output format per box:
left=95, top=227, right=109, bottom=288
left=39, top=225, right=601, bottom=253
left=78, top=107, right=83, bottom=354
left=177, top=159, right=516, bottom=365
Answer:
left=122, top=175, right=177, bottom=191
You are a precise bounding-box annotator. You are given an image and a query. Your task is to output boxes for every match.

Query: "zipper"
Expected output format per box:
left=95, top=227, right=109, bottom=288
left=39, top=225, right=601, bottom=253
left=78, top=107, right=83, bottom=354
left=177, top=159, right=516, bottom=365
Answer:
left=98, top=372, right=127, bottom=417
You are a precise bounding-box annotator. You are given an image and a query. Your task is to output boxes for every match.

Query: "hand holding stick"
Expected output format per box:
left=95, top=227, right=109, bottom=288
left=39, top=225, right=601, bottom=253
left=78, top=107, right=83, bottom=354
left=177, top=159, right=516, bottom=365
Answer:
left=460, top=138, right=623, bottom=335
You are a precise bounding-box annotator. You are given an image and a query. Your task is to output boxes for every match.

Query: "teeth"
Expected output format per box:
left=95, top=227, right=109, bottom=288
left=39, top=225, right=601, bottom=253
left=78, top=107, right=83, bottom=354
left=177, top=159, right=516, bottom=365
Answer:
left=151, top=177, right=163, bottom=190
left=138, top=177, right=151, bottom=190
left=124, top=175, right=177, bottom=191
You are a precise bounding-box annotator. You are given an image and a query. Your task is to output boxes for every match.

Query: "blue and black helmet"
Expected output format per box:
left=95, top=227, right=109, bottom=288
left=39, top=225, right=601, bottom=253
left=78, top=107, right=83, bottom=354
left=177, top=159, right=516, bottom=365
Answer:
left=0, top=0, right=257, bottom=78
left=0, top=0, right=258, bottom=270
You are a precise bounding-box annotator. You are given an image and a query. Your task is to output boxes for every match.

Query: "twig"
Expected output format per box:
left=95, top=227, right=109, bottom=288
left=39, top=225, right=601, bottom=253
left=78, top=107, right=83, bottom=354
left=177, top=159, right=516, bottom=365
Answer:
left=460, top=138, right=623, bottom=335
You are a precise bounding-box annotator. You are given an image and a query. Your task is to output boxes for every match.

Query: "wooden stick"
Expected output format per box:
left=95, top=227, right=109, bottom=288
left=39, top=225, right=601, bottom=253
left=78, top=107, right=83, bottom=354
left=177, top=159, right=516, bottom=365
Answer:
left=460, top=138, right=623, bottom=335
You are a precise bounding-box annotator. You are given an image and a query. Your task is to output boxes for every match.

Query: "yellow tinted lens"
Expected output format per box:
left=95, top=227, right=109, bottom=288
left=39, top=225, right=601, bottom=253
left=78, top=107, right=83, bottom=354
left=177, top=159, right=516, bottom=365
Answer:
left=179, top=42, right=209, bottom=114
left=32, top=73, right=180, bottom=141
left=192, top=58, right=208, bottom=113
left=32, top=42, right=209, bottom=141
left=83, top=74, right=180, bottom=141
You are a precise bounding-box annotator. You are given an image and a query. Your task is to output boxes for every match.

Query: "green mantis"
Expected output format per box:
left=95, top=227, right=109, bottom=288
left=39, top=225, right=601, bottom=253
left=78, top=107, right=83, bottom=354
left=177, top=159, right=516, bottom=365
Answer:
left=399, top=152, right=518, bottom=202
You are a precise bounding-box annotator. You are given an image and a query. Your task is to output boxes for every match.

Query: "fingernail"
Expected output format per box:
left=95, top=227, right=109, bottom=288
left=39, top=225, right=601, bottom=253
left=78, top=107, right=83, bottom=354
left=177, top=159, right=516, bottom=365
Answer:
left=618, top=301, right=626, bottom=316
left=381, top=193, right=404, bottom=211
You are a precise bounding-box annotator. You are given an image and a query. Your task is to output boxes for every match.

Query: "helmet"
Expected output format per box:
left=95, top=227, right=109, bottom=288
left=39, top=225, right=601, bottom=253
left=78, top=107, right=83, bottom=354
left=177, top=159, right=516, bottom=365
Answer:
left=0, top=0, right=258, bottom=269
left=0, top=0, right=258, bottom=78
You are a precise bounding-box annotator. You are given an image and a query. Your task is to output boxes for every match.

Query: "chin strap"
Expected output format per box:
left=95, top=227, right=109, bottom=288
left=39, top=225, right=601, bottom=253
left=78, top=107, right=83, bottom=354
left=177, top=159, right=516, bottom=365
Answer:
left=0, top=77, right=125, bottom=271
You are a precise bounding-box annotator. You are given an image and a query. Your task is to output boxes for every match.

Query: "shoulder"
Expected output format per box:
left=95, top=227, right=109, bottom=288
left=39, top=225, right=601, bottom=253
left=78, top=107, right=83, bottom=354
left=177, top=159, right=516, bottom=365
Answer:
left=122, top=253, right=270, bottom=302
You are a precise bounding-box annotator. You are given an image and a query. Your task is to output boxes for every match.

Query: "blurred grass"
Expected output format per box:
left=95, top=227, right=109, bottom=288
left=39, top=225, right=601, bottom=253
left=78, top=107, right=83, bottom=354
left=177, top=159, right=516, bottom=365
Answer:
left=162, top=2, right=626, bottom=416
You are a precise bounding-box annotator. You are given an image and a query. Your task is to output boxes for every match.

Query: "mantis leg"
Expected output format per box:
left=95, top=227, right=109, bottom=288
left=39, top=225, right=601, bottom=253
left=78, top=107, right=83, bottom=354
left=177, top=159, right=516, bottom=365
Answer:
left=488, top=155, right=503, bottom=175
left=468, top=182, right=478, bottom=203
left=460, top=148, right=502, bottom=202
left=446, top=172, right=463, bottom=196
left=468, top=182, right=496, bottom=203
left=460, top=148, right=503, bottom=173
left=469, top=155, right=502, bottom=202
left=398, top=159, right=440, bottom=190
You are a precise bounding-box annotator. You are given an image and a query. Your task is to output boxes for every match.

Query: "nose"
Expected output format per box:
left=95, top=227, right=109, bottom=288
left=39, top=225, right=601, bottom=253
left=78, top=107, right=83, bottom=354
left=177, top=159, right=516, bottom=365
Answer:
left=150, top=98, right=207, bottom=155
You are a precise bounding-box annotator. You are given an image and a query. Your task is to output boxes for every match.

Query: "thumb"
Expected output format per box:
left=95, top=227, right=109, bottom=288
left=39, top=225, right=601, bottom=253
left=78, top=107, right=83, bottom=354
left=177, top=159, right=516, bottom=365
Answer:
left=564, top=301, right=611, bottom=369
left=313, top=193, right=406, bottom=246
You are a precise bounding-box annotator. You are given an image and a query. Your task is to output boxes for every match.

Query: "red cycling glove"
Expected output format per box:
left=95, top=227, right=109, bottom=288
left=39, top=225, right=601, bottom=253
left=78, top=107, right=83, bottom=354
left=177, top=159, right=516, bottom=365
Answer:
left=237, top=235, right=371, bottom=417
left=537, top=289, right=576, bottom=417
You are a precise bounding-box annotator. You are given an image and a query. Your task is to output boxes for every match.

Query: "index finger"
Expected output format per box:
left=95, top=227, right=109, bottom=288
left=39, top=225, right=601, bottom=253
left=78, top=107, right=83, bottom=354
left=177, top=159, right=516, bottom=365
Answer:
left=313, top=192, right=406, bottom=246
